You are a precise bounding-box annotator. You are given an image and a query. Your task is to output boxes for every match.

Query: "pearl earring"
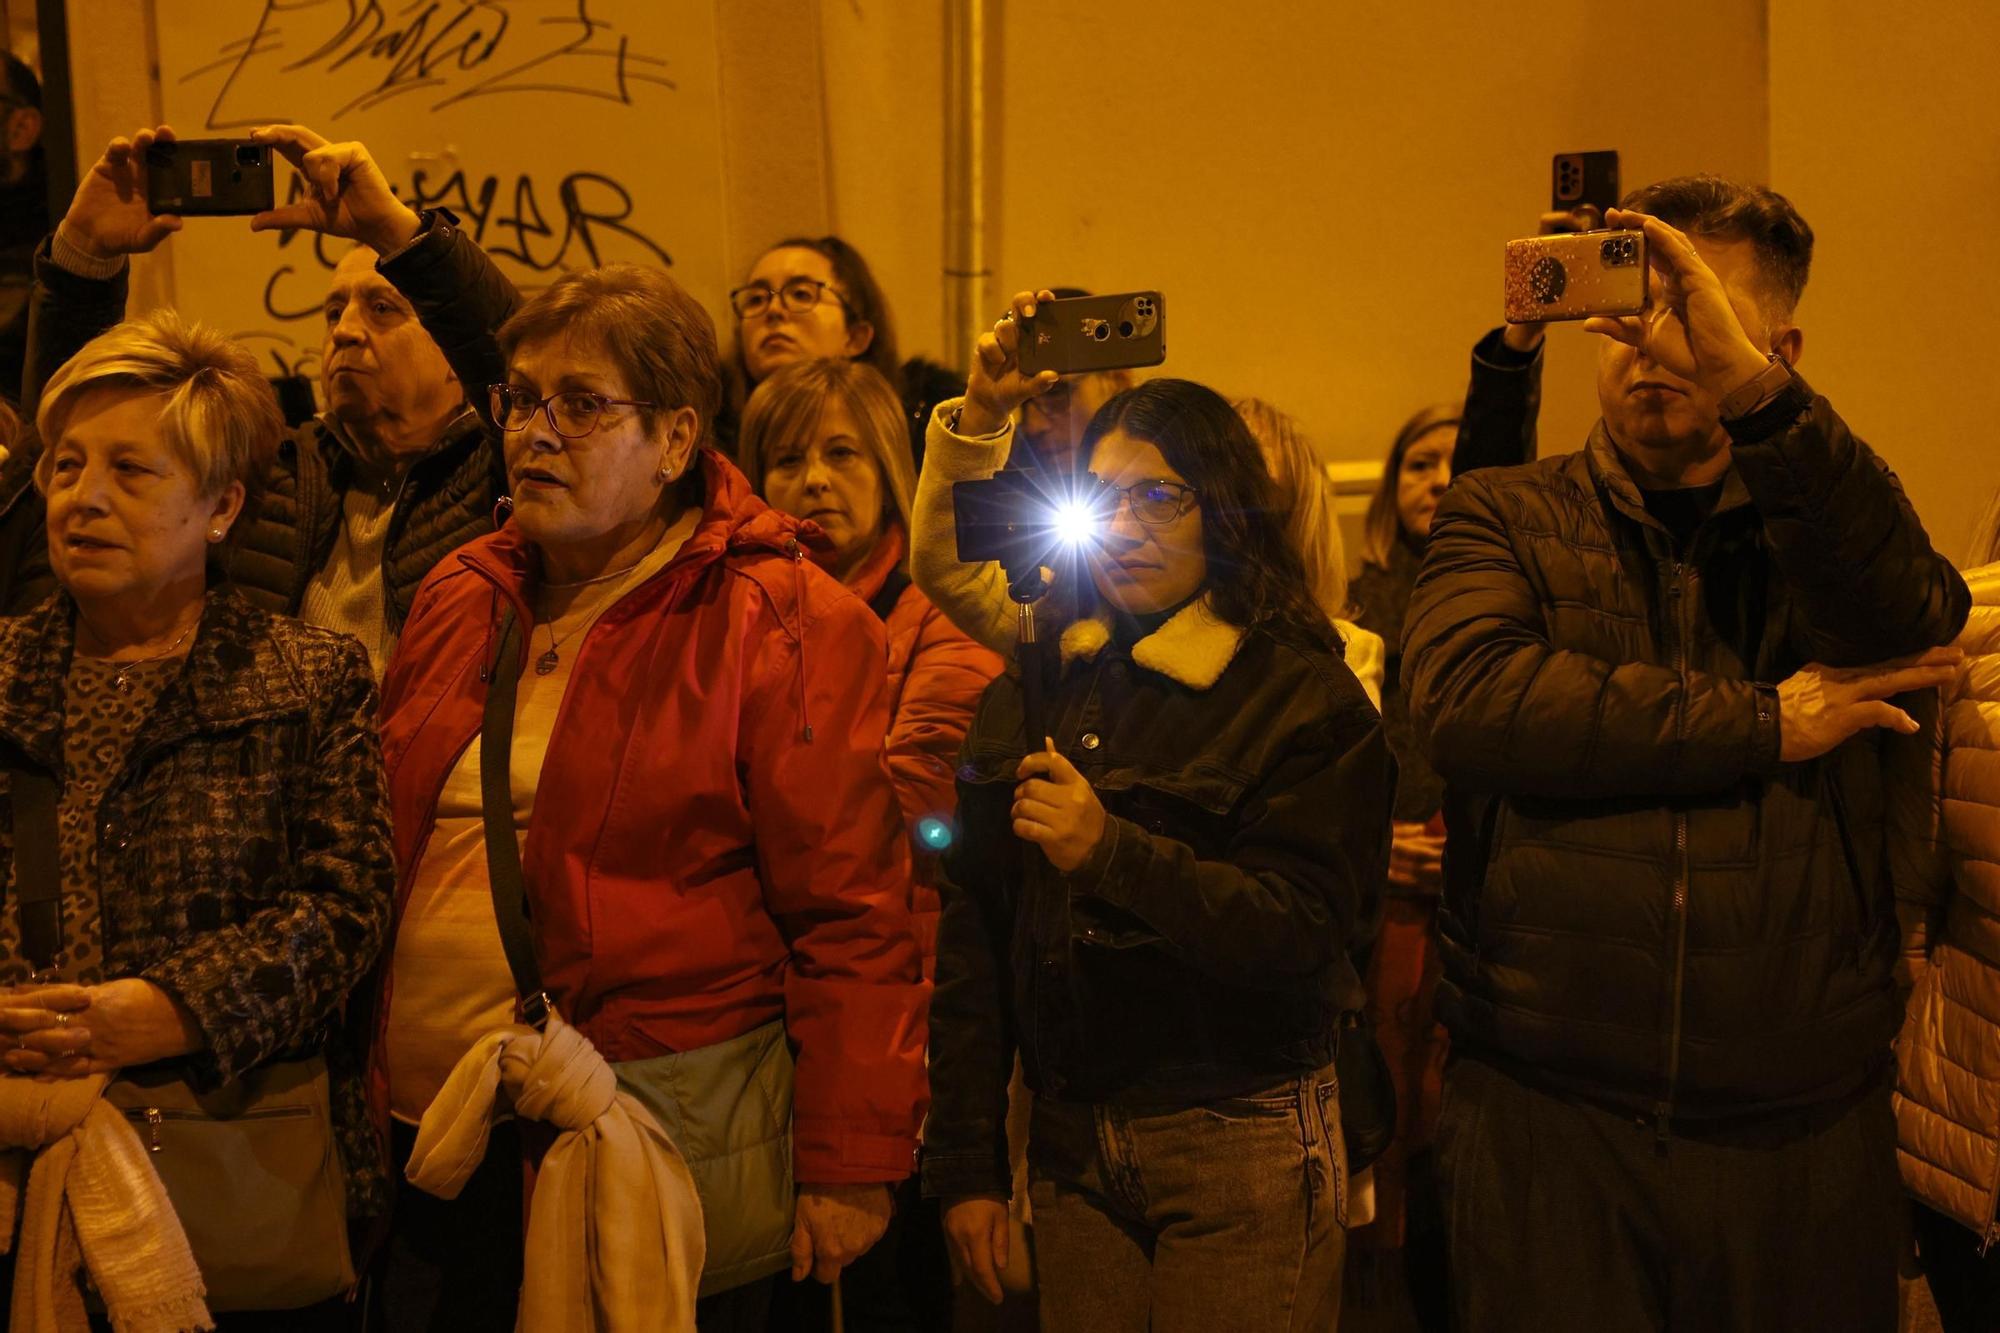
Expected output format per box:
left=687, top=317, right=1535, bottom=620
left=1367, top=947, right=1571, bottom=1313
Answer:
left=209, top=529, right=223, bottom=541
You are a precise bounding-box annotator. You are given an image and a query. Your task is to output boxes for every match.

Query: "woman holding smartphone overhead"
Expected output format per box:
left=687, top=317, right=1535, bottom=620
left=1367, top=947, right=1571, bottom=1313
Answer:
left=922, top=291, right=1394, bottom=1332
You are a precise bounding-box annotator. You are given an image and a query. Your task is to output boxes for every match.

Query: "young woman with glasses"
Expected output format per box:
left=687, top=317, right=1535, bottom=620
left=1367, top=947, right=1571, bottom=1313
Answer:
left=920, top=290, right=1395, bottom=1330
left=719, top=238, right=958, bottom=467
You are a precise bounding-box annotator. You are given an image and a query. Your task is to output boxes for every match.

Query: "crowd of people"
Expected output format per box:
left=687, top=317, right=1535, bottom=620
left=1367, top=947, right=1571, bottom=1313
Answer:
left=0, top=110, right=1993, bottom=1333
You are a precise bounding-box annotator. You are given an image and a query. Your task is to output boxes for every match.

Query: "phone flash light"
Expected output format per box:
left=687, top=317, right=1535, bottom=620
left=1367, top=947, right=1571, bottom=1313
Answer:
left=1053, top=499, right=1101, bottom=547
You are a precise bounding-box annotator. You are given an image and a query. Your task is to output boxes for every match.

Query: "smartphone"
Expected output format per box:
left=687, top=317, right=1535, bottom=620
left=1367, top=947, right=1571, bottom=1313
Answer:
left=146, top=139, right=276, bottom=216
left=1552, top=150, right=1620, bottom=220
left=1017, top=291, right=1166, bottom=376
left=1503, top=230, right=1647, bottom=324
left=952, top=468, right=1113, bottom=570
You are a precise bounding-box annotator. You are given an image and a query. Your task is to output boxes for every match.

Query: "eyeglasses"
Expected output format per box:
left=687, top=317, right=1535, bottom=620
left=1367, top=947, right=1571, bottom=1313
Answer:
left=728, top=278, right=853, bottom=321
left=489, top=386, right=654, bottom=439
left=1098, top=477, right=1198, bottom=528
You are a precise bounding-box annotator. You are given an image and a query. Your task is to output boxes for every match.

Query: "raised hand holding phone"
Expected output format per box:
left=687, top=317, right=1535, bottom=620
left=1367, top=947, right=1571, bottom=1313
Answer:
left=1581, top=207, right=1773, bottom=401
left=247, top=125, right=422, bottom=255
left=57, top=125, right=186, bottom=261
left=959, top=288, right=1061, bottom=437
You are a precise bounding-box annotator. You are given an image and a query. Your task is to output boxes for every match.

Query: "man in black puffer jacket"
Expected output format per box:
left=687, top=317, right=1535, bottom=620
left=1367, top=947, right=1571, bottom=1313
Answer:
left=1403, top=177, right=1969, bottom=1333
left=0, top=125, right=513, bottom=673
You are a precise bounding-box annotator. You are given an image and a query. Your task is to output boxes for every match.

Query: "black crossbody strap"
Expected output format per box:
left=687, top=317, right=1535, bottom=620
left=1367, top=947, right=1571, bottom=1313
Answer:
left=866, top=569, right=912, bottom=624
left=479, top=608, right=553, bottom=1029
left=7, top=764, right=61, bottom=974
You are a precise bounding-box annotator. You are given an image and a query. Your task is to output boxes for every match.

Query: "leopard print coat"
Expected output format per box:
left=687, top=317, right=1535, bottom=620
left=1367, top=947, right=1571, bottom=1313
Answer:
left=0, top=588, right=395, bottom=1217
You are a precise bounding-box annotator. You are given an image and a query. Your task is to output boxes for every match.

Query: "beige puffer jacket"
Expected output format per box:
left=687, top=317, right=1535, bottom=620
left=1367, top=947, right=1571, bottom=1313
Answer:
left=1895, top=560, right=2000, bottom=1237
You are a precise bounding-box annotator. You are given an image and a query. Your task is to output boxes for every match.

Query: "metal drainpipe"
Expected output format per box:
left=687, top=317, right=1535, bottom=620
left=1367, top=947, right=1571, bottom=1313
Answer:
left=943, top=0, right=991, bottom=375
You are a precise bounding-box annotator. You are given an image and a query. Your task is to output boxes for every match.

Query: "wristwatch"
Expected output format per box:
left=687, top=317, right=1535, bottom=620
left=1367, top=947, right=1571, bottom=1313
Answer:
left=1719, top=353, right=1795, bottom=421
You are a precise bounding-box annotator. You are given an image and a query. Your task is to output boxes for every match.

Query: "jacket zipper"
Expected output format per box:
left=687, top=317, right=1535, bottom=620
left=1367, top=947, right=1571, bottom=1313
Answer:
left=123, top=1103, right=312, bottom=1153
left=1657, top=559, right=1691, bottom=1146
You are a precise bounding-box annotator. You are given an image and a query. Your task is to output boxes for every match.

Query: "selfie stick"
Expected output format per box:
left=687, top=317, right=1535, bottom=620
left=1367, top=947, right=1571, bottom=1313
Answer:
left=1008, top=567, right=1050, bottom=749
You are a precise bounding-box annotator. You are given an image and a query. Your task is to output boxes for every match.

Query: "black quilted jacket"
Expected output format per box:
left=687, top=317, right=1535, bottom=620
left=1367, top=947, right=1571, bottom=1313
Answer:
left=1403, top=378, right=1969, bottom=1124
left=2, top=214, right=514, bottom=625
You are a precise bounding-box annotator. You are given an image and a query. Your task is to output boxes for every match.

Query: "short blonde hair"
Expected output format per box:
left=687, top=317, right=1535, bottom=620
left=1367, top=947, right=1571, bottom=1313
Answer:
left=1362, top=403, right=1461, bottom=569
left=740, top=358, right=917, bottom=556
left=35, top=309, right=282, bottom=501
left=1234, top=396, right=1347, bottom=619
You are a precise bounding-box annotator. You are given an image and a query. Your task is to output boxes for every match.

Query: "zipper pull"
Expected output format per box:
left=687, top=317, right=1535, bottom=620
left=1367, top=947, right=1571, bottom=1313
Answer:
left=145, top=1107, right=163, bottom=1153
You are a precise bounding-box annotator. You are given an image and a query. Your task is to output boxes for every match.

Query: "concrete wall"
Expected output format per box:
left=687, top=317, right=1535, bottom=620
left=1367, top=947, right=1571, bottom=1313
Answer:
left=1768, top=1, right=2000, bottom=564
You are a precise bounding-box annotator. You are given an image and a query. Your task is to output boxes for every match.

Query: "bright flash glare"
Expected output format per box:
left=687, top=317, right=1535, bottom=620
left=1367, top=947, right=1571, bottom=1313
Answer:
left=1053, top=500, right=1100, bottom=546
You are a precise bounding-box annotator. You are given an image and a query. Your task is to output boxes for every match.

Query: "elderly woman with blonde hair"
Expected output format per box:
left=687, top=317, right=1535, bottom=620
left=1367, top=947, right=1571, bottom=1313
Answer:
left=0, top=309, right=393, bottom=1328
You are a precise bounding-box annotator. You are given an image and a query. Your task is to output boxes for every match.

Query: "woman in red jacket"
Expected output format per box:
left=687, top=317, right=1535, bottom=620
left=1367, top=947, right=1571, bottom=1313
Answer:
left=740, top=356, right=1002, bottom=1329
left=742, top=358, right=1005, bottom=965
left=372, top=263, right=927, bottom=1332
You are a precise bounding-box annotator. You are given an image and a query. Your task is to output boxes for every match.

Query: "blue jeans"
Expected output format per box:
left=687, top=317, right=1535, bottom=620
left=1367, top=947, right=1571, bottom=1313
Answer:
left=1026, top=1067, right=1346, bottom=1332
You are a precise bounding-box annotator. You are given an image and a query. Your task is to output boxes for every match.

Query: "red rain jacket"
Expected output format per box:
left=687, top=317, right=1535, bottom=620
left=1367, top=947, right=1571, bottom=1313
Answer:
left=372, top=449, right=928, bottom=1185
left=837, top=525, right=1004, bottom=974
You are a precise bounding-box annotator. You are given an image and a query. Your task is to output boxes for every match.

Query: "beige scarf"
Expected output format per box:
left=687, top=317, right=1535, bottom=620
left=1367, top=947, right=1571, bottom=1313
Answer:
left=408, top=1013, right=705, bottom=1332
left=0, top=1075, right=211, bottom=1332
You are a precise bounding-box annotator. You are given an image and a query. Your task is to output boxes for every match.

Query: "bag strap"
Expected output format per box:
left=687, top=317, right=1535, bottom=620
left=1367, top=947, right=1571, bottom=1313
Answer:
left=7, top=763, right=61, bottom=975
left=866, top=569, right=911, bottom=624
left=480, top=608, right=554, bottom=1029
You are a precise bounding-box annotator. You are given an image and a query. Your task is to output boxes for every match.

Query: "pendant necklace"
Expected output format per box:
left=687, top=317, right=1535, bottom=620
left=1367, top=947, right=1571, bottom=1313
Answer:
left=533, top=540, right=665, bottom=675
left=535, top=601, right=617, bottom=676
left=87, top=619, right=198, bottom=693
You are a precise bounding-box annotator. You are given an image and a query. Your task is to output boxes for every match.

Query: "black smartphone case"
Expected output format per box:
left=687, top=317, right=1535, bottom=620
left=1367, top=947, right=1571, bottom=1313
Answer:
left=146, top=140, right=276, bottom=217
left=1017, top=292, right=1167, bottom=376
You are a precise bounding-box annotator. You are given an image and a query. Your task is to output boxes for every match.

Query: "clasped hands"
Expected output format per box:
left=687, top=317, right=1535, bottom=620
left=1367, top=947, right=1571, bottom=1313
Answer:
left=0, top=979, right=202, bottom=1080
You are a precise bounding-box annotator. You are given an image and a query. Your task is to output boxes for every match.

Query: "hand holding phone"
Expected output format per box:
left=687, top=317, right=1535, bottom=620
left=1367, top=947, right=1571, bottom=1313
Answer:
left=1581, top=208, right=1772, bottom=402
left=58, top=126, right=186, bottom=261
left=246, top=125, right=422, bottom=254
left=960, top=289, right=1063, bottom=437
left=1502, top=151, right=1622, bottom=350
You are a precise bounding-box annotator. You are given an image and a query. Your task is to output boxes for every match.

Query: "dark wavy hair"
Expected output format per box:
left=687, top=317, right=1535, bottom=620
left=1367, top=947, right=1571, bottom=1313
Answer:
left=722, top=237, right=904, bottom=434
left=1082, top=379, right=1333, bottom=644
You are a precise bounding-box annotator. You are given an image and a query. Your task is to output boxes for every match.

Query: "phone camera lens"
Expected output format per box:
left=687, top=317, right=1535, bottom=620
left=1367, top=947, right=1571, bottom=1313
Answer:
left=1092, top=323, right=1111, bottom=342
left=1117, top=320, right=1135, bottom=338
left=235, top=145, right=264, bottom=167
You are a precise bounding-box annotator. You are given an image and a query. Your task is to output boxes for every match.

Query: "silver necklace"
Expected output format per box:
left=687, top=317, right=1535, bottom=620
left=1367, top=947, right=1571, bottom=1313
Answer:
left=85, top=620, right=197, bottom=693
left=533, top=536, right=670, bottom=675
left=535, top=600, right=619, bottom=676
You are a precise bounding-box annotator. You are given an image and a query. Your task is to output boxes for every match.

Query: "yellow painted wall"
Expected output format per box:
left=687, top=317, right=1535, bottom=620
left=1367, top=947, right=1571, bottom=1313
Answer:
left=1768, top=1, right=2000, bottom=564
left=59, top=1, right=1990, bottom=572
left=990, top=0, right=1771, bottom=472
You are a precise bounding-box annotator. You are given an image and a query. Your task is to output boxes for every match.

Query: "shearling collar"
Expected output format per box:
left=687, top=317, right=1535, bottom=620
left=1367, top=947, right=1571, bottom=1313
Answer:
left=1058, top=594, right=1246, bottom=691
